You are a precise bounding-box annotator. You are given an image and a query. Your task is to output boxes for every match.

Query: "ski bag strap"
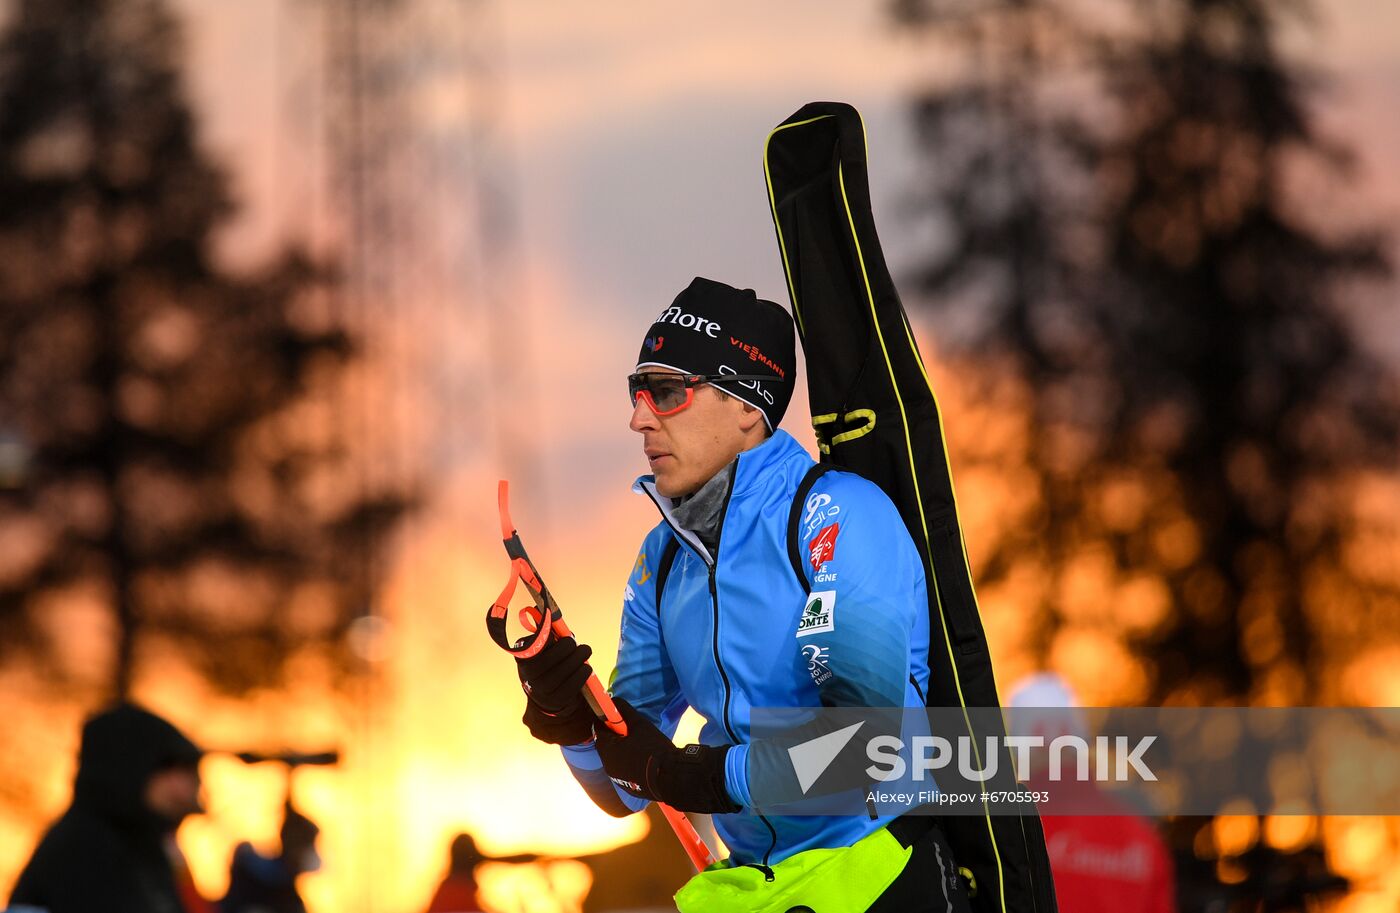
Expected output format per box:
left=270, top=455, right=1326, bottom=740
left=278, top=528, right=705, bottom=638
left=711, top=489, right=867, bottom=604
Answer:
left=786, top=463, right=835, bottom=593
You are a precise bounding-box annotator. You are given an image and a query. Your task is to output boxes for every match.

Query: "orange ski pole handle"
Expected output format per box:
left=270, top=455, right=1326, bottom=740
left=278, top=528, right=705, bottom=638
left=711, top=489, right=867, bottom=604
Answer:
left=487, top=483, right=628, bottom=734
left=486, top=481, right=717, bottom=871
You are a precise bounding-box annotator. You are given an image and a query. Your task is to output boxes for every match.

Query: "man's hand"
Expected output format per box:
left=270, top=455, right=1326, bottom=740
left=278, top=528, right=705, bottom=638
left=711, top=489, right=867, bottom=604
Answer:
left=593, top=698, right=740, bottom=814
left=516, top=636, right=596, bottom=746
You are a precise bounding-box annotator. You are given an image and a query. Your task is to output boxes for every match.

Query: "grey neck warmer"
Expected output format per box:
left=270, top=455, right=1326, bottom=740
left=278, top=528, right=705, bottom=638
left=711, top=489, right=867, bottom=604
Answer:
left=669, top=461, right=736, bottom=556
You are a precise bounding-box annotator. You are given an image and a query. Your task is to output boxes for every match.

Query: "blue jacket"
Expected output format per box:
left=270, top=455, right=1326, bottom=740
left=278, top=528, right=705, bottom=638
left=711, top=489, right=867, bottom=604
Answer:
left=564, top=430, right=931, bottom=866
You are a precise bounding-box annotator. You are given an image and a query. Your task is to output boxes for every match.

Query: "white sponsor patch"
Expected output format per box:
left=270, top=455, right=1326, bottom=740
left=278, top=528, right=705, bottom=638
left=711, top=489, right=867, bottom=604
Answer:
left=623, top=583, right=636, bottom=603
left=802, top=642, right=833, bottom=687
left=717, top=364, right=774, bottom=405
left=654, top=305, right=722, bottom=337
left=803, top=496, right=842, bottom=535
left=797, top=590, right=836, bottom=637
left=803, top=492, right=831, bottom=526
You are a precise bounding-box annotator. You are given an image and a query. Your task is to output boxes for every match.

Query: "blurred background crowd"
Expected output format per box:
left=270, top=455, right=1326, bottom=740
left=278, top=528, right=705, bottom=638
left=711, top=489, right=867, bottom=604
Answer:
left=0, top=0, right=1397, bottom=910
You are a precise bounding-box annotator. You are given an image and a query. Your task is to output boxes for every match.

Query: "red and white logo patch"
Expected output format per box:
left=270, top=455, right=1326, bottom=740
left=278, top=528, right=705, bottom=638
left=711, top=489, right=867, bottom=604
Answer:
left=809, top=522, right=840, bottom=572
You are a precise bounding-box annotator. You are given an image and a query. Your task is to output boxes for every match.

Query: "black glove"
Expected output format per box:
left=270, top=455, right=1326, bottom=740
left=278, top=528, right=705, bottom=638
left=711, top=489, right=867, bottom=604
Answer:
left=593, top=698, right=740, bottom=814
left=515, top=636, right=596, bottom=746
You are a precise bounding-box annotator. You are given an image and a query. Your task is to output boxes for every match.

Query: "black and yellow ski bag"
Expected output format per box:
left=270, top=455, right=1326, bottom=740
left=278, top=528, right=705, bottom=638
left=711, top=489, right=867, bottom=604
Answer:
left=763, top=101, right=1058, bottom=913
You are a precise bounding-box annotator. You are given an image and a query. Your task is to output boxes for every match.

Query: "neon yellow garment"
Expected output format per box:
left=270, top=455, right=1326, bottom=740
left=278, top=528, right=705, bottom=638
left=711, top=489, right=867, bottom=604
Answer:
left=674, top=825, right=910, bottom=913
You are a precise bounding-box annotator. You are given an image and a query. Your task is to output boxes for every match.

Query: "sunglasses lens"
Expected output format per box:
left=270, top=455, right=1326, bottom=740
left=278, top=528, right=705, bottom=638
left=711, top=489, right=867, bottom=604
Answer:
left=628, top=374, right=690, bottom=413
left=648, top=378, right=687, bottom=411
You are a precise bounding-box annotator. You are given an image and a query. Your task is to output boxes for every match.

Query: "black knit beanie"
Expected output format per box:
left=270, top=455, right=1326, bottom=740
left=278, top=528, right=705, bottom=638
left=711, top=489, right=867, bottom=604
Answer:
left=636, top=277, right=796, bottom=430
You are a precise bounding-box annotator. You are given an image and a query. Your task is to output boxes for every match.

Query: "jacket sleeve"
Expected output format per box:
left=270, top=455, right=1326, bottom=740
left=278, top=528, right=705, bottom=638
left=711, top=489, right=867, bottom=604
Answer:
left=793, top=470, right=927, bottom=709
left=561, top=527, right=689, bottom=816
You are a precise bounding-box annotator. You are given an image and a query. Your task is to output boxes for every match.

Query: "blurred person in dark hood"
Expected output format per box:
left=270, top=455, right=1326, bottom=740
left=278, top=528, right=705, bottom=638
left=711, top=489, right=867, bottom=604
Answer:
left=9, top=703, right=207, bottom=913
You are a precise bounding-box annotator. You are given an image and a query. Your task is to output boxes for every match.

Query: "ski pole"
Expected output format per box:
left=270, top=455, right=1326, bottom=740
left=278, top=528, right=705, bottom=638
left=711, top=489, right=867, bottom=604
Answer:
left=486, top=480, right=717, bottom=872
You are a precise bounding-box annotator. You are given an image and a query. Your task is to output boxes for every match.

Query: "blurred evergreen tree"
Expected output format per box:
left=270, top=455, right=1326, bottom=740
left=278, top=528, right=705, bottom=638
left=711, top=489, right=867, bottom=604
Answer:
left=892, top=0, right=1399, bottom=707
left=0, top=0, right=407, bottom=700
left=894, top=1, right=1400, bottom=903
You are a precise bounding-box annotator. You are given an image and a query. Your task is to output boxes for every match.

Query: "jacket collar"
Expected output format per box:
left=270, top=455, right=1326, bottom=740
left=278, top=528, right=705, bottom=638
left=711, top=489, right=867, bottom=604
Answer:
left=632, top=430, right=809, bottom=563
left=729, top=429, right=807, bottom=497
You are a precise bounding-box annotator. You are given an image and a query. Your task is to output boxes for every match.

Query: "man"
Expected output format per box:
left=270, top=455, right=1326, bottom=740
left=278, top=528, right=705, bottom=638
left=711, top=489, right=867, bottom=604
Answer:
left=420, top=831, right=539, bottom=913
left=515, top=277, right=970, bottom=911
left=10, top=703, right=207, bottom=913
left=220, top=801, right=322, bottom=913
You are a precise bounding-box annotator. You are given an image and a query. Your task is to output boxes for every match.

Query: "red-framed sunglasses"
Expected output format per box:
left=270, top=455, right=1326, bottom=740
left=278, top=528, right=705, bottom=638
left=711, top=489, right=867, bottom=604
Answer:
left=627, top=372, right=777, bottom=416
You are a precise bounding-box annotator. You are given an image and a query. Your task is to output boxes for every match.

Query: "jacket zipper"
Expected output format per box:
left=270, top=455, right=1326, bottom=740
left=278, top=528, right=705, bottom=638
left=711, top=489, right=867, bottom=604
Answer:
left=707, top=569, right=736, bottom=743
left=706, top=476, right=781, bottom=869
left=641, top=468, right=780, bottom=868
